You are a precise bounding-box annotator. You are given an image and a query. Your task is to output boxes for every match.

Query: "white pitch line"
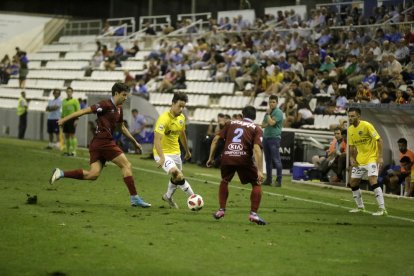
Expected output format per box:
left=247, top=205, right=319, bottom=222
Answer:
left=34, top=149, right=414, bottom=223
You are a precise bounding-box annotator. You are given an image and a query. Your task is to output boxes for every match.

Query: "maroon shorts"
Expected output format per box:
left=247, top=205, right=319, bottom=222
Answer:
left=89, top=138, right=123, bottom=164
left=221, top=164, right=258, bottom=185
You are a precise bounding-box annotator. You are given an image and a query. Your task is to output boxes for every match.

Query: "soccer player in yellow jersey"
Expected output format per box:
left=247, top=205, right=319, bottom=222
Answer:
left=153, top=92, right=195, bottom=208
left=348, top=107, right=387, bottom=216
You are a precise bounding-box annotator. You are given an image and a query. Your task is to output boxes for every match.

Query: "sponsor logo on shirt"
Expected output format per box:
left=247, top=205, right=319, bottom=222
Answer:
left=228, top=143, right=243, bottom=151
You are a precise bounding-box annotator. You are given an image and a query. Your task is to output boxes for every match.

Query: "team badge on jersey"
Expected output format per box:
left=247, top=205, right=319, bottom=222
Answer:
left=358, top=131, right=363, bottom=135
left=158, top=124, right=164, bottom=131
left=179, top=119, right=183, bottom=125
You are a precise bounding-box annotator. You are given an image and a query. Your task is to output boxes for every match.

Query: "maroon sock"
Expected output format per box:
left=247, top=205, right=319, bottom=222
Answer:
left=63, top=169, right=84, bottom=180
left=250, top=185, right=262, bottom=213
left=219, top=180, right=229, bottom=209
left=123, top=176, right=137, bottom=196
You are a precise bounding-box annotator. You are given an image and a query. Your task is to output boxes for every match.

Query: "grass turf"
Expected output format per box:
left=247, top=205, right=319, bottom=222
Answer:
left=0, top=137, right=413, bottom=275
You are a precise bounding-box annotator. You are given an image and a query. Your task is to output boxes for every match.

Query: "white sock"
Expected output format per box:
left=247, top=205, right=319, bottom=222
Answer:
left=179, top=180, right=194, bottom=196
left=166, top=181, right=177, bottom=198
left=352, top=189, right=364, bottom=208
left=373, top=187, right=385, bottom=209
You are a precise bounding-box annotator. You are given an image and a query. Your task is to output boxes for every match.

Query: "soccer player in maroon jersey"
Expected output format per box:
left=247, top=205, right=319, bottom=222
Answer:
left=206, top=105, right=266, bottom=225
left=49, top=82, right=151, bottom=207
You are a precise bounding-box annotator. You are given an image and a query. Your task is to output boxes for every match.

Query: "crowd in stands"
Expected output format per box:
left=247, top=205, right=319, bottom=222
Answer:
left=2, top=4, right=414, bottom=132
left=0, top=47, right=29, bottom=87
left=93, top=3, right=412, bottom=130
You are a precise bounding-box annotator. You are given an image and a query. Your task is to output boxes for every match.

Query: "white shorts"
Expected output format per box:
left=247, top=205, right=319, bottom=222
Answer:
left=351, top=163, right=379, bottom=179
left=154, top=154, right=182, bottom=174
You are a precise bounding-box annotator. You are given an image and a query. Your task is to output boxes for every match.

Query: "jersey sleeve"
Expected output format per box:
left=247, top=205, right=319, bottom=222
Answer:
left=90, top=100, right=109, bottom=114
left=366, top=122, right=380, bottom=140
left=219, top=122, right=230, bottom=140
left=154, top=114, right=169, bottom=135
left=253, top=126, right=263, bottom=148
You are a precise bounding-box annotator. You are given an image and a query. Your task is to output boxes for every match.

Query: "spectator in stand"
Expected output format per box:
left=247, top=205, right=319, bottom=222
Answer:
left=125, top=40, right=140, bottom=58
left=385, top=138, right=414, bottom=196
left=130, top=109, right=147, bottom=146
left=406, top=85, right=414, bottom=104
left=18, top=51, right=29, bottom=89
left=387, top=24, right=402, bottom=43
left=123, top=70, right=135, bottom=90
left=114, top=41, right=125, bottom=63
left=355, top=83, right=372, bottom=103
left=104, top=52, right=116, bottom=71
left=0, top=54, right=11, bottom=84
left=158, top=69, right=178, bottom=93
left=101, top=20, right=115, bottom=35
left=394, top=88, right=408, bottom=104
left=144, top=21, right=156, bottom=35
left=17, top=91, right=28, bottom=139
left=144, top=59, right=160, bottom=83
left=133, top=79, right=149, bottom=99
left=45, top=89, right=62, bottom=149
left=395, top=38, right=410, bottom=63
left=91, top=50, right=104, bottom=68
left=291, top=100, right=314, bottom=128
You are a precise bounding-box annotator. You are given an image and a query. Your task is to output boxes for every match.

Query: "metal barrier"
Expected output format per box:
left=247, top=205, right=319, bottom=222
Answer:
left=63, top=19, right=102, bottom=36
left=177, top=12, right=212, bottom=31
left=139, top=15, right=171, bottom=32
left=106, top=17, right=136, bottom=34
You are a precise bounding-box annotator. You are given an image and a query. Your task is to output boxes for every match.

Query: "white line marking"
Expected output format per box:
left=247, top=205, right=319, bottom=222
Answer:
left=34, top=149, right=414, bottom=223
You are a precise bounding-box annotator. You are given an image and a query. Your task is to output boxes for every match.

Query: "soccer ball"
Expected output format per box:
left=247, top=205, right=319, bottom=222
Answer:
left=187, top=194, right=204, bottom=211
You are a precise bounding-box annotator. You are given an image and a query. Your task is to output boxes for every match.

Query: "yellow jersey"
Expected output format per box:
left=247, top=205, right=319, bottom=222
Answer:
left=348, top=120, right=380, bottom=165
left=153, top=111, right=186, bottom=156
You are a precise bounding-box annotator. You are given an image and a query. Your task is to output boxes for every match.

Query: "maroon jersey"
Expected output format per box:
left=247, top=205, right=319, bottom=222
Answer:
left=90, top=99, right=123, bottom=139
left=219, top=119, right=263, bottom=166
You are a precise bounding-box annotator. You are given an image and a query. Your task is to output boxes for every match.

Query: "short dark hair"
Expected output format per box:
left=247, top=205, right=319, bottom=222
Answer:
left=242, top=105, right=256, bottom=120
left=269, top=95, right=278, bottom=102
left=131, top=109, right=138, bottom=113
left=66, top=86, right=73, bottom=92
left=172, top=92, right=188, bottom=103
left=112, top=82, right=129, bottom=95
left=397, top=138, right=407, bottom=145
left=348, top=107, right=361, bottom=115
left=400, top=156, right=411, bottom=164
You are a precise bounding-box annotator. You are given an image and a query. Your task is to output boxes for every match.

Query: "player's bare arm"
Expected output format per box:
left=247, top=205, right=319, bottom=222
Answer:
left=253, top=144, right=264, bottom=184
left=349, top=145, right=358, bottom=166
left=206, top=135, right=221, bottom=167
left=154, top=132, right=165, bottom=167
left=121, top=122, right=142, bottom=152
left=377, top=138, right=384, bottom=169
left=58, top=107, right=92, bottom=126
left=179, top=130, right=191, bottom=160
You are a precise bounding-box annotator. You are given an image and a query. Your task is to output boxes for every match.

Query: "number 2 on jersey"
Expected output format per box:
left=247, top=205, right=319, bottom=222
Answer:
left=232, top=128, right=244, bottom=143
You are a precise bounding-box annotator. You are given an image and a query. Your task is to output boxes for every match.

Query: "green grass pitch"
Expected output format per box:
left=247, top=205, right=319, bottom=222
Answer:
left=0, top=137, right=413, bottom=275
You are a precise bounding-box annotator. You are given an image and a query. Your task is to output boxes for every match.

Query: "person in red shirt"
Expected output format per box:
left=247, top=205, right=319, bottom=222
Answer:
left=49, top=82, right=151, bottom=207
left=207, top=106, right=266, bottom=225
left=386, top=138, right=414, bottom=195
